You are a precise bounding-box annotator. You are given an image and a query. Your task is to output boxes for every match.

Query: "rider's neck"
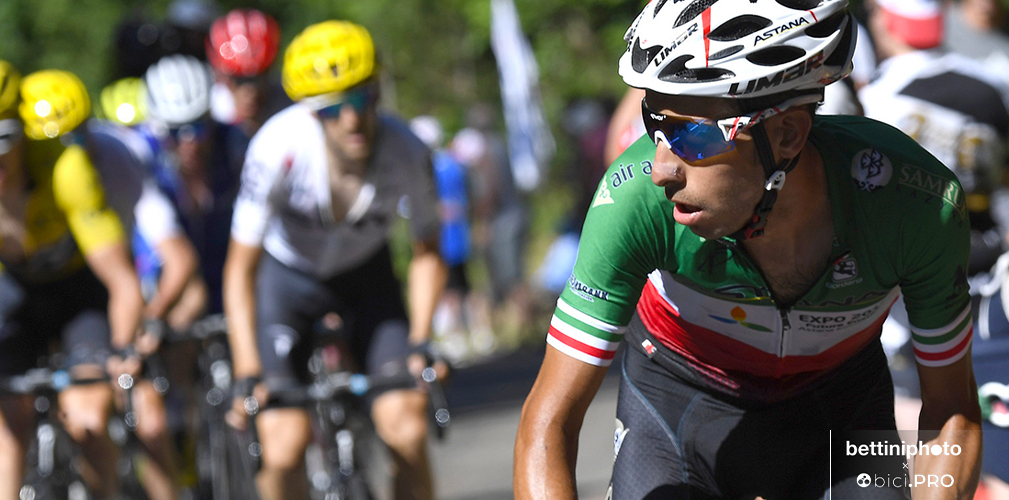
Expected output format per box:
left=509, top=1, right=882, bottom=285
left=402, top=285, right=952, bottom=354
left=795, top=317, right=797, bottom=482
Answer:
left=742, top=141, right=833, bottom=254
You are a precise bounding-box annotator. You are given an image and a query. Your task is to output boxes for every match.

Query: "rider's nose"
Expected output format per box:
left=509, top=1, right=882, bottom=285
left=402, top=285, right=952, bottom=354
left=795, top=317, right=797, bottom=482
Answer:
left=651, top=146, right=686, bottom=193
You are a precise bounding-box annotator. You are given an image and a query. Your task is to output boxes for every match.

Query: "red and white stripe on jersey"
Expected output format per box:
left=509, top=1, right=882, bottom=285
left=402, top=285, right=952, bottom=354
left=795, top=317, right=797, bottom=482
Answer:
left=910, top=305, right=973, bottom=367
left=546, top=298, right=626, bottom=366
left=637, top=271, right=900, bottom=379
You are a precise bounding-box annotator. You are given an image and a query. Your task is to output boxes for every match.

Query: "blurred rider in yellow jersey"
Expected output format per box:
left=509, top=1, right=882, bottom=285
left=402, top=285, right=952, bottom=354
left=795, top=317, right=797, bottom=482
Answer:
left=0, top=64, right=146, bottom=499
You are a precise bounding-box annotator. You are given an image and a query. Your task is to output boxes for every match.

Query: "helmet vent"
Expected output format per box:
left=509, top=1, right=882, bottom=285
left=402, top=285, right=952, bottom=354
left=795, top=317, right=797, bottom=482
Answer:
left=804, top=10, right=846, bottom=38
left=674, top=0, right=720, bottom=28
left=632, top=38, right=665, bottom=73
left=709, top=45, right=745, bottom=60
left=655, top=55, right=693, bottom=80
left=662, top=66, right=735, bottom=83
left=653, top=0, right=670, bottom=17
left=774, top=0, right=820, bottom=9
left=746, top=46, right=806, bottom=66
left=823, top=14, right=855, bottom=67
left=708, top=15, right=772, bottom=41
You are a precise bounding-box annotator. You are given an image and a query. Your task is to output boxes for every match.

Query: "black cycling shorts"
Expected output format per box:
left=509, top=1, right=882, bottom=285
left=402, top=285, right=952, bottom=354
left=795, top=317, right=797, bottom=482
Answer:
left=255, top=246, right=411, bottom=393
left=609, top=314, right=907, bottom=500
left=0, top=268, right=112, bottom=376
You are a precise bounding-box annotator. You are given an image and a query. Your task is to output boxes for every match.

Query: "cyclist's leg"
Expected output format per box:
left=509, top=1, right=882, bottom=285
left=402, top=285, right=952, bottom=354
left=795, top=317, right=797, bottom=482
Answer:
left=0, top=272, right=40, bottom=498
left=132, top=378, right=178, bottom=500
left=0, top=395, right=35, bottom=499
left=368, top=329, right=430, bottom=500
left=791, top=339, right=908, bottom=499
left=255, top=254, right=331, bottom=500
left=59, top=304, right=118, bottom=499
left=344, top=246, right=431, bottom=500
left=610, top=342, right=715, bottom=499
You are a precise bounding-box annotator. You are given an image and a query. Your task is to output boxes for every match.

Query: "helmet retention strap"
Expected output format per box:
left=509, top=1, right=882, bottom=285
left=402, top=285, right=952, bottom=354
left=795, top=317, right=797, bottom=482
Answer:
left=733, top=122, right=800, bottom=241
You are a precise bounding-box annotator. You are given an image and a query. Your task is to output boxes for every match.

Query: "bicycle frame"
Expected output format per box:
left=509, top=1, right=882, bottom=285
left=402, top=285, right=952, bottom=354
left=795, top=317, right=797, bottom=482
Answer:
left=0, top=368, right=103, bottom=500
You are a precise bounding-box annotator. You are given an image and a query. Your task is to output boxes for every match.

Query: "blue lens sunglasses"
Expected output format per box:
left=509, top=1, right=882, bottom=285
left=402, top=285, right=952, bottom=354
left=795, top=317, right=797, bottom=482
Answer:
left=316, top=85, right=379, bottom=120
left=641, top=94, right=822, bottom=162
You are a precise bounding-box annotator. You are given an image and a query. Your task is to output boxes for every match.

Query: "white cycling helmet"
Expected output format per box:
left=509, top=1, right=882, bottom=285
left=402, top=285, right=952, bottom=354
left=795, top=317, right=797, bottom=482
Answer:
left=144, top=54, right=212, bottom=126
left=619, top=0, right=856, bottom=100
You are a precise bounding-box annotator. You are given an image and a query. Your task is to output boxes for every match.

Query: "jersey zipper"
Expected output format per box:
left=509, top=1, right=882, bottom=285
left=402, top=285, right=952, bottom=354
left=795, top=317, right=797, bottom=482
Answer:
left=723, top=241, right=790, bottom=357
left=778, top=308, right=790, bottom=358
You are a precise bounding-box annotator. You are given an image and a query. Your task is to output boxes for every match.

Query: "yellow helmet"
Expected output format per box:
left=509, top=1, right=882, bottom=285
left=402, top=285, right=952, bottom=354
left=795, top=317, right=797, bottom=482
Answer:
left=98, top=77, right=147, bottom=126
left=19, top=70, right=91, bottom=140
left=0, top=60, right=21, bottom=119
left=282, top=20, right=377, bottom=101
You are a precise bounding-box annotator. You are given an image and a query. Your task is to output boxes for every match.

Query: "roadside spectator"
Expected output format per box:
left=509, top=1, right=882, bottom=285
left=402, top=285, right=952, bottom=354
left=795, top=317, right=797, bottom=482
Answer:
left=944, top=0, right=1009, bottom=80
left=411, top=116, right=497, bottom=361
left=458, top=103, right=530, bottom=343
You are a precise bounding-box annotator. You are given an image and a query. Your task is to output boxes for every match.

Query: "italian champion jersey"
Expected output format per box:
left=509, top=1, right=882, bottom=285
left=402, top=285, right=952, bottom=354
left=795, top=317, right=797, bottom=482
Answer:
left=549, top=115, right=972, bottom=398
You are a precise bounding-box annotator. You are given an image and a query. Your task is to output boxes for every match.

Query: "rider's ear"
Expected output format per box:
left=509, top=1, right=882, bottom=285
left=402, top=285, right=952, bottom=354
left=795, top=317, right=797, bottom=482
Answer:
left=770, top=108, right=812, bottom=161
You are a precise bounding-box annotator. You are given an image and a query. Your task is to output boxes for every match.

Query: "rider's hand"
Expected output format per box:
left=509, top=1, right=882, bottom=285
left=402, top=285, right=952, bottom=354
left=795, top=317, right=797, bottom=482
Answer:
left=407, top=341, right=450, bottom=385
left=225, top=377, right=267, bottom=431
left=135, top=318, right=167, bottom=356
left=106, top=349, right=142, bottom=381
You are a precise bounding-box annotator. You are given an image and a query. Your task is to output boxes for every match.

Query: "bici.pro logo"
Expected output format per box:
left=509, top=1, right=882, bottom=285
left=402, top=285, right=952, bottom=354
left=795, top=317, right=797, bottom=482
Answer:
left=856, top=473, right=871, bottom=487
left=833, top=430, right=963, bottom=497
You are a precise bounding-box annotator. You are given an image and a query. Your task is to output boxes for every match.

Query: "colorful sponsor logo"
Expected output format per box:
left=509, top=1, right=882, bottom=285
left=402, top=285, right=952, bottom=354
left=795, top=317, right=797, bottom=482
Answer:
left=851, top=149, right=892, bottom=192
left=641, top=339, right=657, bottom=357
left=709, top=306, right=772, bottom=332
left=833, top=256, right=858, bottom=282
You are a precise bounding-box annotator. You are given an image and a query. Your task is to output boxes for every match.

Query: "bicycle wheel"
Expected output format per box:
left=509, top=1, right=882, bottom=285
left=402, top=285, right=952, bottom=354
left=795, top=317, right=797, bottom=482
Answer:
left=110, top=417, right=149, bottom=500
left=23, top=420, right=93, bottom=500
left=324, top=404, right=377, bottom=500
left=195, top=404, right=230, bottom=500
left=224, top=422, right=261, bottom=500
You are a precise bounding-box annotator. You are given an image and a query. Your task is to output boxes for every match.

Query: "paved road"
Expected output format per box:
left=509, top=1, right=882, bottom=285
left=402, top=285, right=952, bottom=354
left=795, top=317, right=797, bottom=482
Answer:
left=430, top=378, right=618, bottom=500
left=365, top=345, right=622, bottom=500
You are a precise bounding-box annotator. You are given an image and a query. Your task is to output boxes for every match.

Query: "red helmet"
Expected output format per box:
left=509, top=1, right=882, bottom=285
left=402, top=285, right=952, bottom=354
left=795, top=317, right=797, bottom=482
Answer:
left=206, top=9, right=280, bottom=77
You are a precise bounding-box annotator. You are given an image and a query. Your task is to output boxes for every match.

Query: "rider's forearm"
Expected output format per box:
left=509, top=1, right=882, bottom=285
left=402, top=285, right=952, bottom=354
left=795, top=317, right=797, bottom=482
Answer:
left=166, top=276, right=208, bottom=331
left=514, top=400, right=581, bottom=499
left=223, top=246, right=262, bottom=378
left=914, top=405, right=982, bottom=499
left=406, top=242, right=447, bottom=344
left=107, top=272, right=145, bottom=349
left=86, top=243, right=144, bottom=349
left=145, top=236, right=198, bottom=320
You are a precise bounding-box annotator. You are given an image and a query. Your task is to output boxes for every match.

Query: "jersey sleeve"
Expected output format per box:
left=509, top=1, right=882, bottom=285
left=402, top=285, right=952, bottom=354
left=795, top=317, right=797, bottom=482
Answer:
left=898, top=160, right=973, bottom=368
left=548, top=139, right=672, bottom=366
left=406, top=150, right=441, bottom=243
left=134, top=181, right=182, bottom=246
left=52, top=145, right=126, bottom=255
left=231, top=131, right=285, bottom=247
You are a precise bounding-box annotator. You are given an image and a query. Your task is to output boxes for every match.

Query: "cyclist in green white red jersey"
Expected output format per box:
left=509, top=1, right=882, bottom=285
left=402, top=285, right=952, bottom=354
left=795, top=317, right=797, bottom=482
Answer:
left=515, top=0, right=982, bottom=497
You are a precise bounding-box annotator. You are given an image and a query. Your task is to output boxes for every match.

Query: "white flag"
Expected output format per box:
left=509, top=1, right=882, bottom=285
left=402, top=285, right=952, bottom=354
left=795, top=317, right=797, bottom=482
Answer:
left=490, top=0, right=556, bottom=192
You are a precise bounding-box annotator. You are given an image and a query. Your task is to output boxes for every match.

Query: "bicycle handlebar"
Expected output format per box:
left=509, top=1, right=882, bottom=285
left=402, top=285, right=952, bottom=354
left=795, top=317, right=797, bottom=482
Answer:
left=264, top=368, right=452, bottom=438
left=160, top=314, right=228, bottom=343
left=0, top=368, right=109, bottom=395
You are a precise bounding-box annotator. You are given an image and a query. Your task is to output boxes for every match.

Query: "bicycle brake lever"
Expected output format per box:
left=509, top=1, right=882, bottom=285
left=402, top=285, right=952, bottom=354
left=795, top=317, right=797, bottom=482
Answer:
left=421, top=368, right=450, bottom=440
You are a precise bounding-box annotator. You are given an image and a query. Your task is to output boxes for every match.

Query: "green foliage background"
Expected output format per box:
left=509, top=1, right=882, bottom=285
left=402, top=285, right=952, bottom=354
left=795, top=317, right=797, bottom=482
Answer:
left=0, top=0, right=643, bottom=135
left=1, top=0, right=645, bottom=334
